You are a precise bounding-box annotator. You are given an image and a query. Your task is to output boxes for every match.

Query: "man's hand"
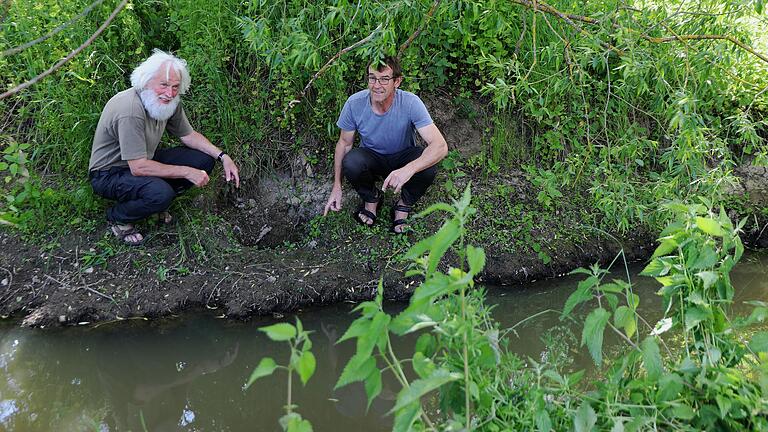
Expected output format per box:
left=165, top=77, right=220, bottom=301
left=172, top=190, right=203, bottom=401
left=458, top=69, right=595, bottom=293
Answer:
left=221, top=155, right=240, bottom=187
left=382, top=166, right=415, bottom=194
left=323, top=185, right=343, bottom=215
left=186, top=167, right=210, bottom=187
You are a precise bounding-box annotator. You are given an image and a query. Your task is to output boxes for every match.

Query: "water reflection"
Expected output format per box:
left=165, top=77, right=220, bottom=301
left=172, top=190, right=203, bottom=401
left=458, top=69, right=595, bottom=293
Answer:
left=0, top=252, right=766, bottom=431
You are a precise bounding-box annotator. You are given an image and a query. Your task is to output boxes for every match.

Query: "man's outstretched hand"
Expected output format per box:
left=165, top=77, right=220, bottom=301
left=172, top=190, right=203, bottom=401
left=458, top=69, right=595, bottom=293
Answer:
left=323, top=185, right=343, bottom=215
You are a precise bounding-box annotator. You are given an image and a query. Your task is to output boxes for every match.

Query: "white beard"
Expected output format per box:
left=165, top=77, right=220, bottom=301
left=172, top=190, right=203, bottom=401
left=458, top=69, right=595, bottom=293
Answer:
left=139, top=89, right=180, bottom=121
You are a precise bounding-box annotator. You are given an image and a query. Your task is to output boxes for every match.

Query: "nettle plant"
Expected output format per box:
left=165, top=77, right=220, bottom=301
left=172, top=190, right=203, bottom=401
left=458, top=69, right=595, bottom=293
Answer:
left=562, top=202, right=768, bottom=431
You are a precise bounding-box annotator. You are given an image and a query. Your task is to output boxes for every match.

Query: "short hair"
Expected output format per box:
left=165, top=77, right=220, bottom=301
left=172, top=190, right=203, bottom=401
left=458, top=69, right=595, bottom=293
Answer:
left=130, top=49, right=191, bottom=94
left=367, top=56, right=402, bottom=78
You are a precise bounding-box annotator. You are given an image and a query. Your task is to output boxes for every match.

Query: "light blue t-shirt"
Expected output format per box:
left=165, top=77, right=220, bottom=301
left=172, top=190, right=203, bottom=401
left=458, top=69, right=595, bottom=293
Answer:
left=336, top=89, right=433, bottom=155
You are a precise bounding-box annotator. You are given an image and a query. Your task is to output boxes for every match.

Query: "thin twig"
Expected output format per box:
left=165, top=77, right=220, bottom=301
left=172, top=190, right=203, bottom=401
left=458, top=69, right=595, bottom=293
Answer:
left=286, top=24, right=383, bottom=113
left=0, top=0, right=129, bottom=101
left=397, top=0, right=442, bottom=57
left=1, top=0, right=106, bottom=57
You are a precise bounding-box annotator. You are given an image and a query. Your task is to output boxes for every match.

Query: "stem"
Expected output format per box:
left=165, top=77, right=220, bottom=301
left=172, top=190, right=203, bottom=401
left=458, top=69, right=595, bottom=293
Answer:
left=384, top=335, right=437, bottom=430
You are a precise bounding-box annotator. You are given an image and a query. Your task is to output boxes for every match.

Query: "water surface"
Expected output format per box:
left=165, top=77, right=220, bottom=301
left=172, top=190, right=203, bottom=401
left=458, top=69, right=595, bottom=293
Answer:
left=1, top=252, right=767, bottom=431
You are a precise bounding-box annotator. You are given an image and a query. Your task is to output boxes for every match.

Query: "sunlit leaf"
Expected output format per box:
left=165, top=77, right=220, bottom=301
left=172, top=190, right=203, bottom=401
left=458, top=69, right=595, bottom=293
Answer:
left=696, top=217, right=724, bottom=236
left=245, top=357, right=277, bottom=389
left=390, top=369, right=462, bottom=413
left=260, top=323, right=296, bottom=341
left=296, top=351, right=316, bottom=385
left=335, top=353, right=376, bottom=389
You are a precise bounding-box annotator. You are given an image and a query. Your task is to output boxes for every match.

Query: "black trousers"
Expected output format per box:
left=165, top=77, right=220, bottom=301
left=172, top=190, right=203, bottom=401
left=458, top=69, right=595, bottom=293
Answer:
left=342, top=146, right=437, bottom=206
left=89, top=147, right=215, bottom=223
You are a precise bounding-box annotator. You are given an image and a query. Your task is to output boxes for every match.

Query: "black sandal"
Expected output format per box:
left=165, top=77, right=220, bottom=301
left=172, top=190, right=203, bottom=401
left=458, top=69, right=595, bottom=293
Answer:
left=391, top=202, right=413, bottom=234
left=353, top=196, right=381, bottom=227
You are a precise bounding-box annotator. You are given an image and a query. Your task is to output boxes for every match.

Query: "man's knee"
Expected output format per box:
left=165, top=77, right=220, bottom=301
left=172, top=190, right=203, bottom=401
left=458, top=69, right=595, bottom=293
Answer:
left=414, top=165, right=438, bottom=183
left=143, top=180, right=176, bottom=211
left=342, top=150, right=368, bottom=180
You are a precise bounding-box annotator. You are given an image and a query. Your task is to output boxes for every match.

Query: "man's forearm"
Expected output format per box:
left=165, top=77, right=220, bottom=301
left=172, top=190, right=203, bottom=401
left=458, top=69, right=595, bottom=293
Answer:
left=180, top=131, right=222, bottom=158
left=332, top=140, right=349, bottom=187
left=128, top=159, right=193, bottom=178
left=405, top=140, right=448, bottom=174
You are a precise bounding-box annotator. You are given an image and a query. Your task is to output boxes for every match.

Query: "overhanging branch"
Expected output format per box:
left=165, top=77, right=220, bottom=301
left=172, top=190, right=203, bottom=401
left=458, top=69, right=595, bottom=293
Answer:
left=0, top=0, right=128, bottom=101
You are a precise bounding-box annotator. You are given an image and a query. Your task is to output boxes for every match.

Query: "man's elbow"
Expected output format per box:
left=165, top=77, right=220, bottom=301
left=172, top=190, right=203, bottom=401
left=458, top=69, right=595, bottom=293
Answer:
left=437, top=139, right=449, bottom=160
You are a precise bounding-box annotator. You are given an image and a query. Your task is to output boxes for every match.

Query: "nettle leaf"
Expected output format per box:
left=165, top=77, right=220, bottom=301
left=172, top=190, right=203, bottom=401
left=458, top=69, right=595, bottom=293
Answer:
left=296, top=351, right=316, bottom=385
left=390, top=369, right=462, bottom=413
left=749, top=332, right=768, bottom=353
left=260, top=323, right=296, bottom=341
left=412, top=352, right=436, bottom=379
left=696, top=271, right=718, bottom=290
left=338, top=316, right=371, bottom=344
left=696, top=217, right=724, bottom=236
left=392, top=401, right=421, bottom=432
left=573, top=402, right=597, bottom=432
left=426, top=219, right=461, bottom=274
left=562, top=276, right=598, bottom=317
left=466, top=245, right=486, bottom=276
left=684, top=306, right=712, bottom=331
left=652, top=238, right=678, bottom=258
left=641, top=259, right=668, bottom=277
left=356, top=311, right=390, bottom=358
left=614, top=306, right=636, bottom=339
left=364, top=367, right=382, bottom=410
left=245, top=357, right=277, bottom=389
left=335, top=353, right=376, bottom=389
left=581, top=308, right=610, bottom=366
left=641, top=337, right=663, bottom=381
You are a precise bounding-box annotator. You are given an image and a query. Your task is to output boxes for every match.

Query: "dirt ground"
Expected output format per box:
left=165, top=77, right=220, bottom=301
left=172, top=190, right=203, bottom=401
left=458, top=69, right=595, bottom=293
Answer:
left=3, top=93, right=762, bottom=328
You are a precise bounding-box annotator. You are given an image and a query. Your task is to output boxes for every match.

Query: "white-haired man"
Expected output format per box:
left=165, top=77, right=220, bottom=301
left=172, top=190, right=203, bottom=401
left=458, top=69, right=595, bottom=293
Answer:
left=88, top=49, right=240, bottom=245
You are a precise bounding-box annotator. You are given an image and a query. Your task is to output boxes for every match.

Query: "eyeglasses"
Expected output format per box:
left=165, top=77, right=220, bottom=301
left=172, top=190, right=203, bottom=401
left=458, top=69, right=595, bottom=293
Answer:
left=367, top=75, right=393, bottom=85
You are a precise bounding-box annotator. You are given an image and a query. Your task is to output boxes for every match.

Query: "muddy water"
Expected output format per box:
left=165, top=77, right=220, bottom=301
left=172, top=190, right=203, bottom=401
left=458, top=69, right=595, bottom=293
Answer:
left=1, top=252, right=767, bottom=431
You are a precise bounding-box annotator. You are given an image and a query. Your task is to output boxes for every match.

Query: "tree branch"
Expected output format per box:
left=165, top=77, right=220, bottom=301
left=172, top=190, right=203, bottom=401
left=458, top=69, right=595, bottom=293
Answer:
left=398, top=0, right=442, bottom=57
left=286, top=23, right=382, bottom=112
left=508, top=0, right=768, bottom=65
left=1, top=0, right=106, bottom=57
left=0, top=0, right=128, bottom=101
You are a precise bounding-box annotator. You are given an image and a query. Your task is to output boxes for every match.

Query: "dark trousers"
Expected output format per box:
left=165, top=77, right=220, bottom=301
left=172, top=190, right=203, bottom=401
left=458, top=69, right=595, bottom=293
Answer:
left=342, top=147, right=437, bottom=206
left=89, top=147, right=215, bottom=223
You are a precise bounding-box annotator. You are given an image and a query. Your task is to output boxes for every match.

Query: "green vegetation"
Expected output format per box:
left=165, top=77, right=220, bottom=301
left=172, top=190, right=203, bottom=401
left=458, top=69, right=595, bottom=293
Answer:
left=1, top=0, right=767, bottom=243
left=256, top=188, right=768, bottom=430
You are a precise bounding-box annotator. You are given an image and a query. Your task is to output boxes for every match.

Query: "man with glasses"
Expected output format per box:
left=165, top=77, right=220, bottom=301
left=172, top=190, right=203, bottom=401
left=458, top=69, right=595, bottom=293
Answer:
left=322, top=56, right=448, bottom=233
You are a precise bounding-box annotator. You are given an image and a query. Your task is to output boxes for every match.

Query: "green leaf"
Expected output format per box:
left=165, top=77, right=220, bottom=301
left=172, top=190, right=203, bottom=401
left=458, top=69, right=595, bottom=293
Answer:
left=652, top=238, right=678, bottom=258
left=641, top=337, right=663, bottom=381
left=656, top=373, right=683, bottom=403
left=426, top=219, right=461, bottom=274
left=536, top=407, right=552, bottom=431
left=412, top=352, right=435, bottom=379
left=280, top=413, right=313, bottom=432
left=390, top=369, right=462, bottom=413
left=581, top=308, right=610, bottom=365
left=260, top=323, right=296, bottom=341
left=245, top=357, right=277, bottom=389
left=356, top=311, right=390, bottom=358
left=670, top=403, right=695, bottom=420
left=695, top=271, right=718, bottom=290
left=337, top=316, right=371, bottom=344
left=296, top=351, right=316, bottom=385
left=684, top=306, right=712, bottom=331
left=696, top=217, right=724, bottom=236
left=640, top=259, right=667, bottom=277
left=392, top=401, right=421, bottom=432
left=562, top=276, right=597, bottom=317
left=692, top=245, right=718, bottom=269
left=466, top=245, right=486, bottom=276
left=613, top=306, right=636, bottom=339
left=573, top=402, right=597, bottom=432
left=335, top=353, right=376, bottom=389
left=364, top=368, right=382, bottom=410
left=749, top=332, right=768, bottom=353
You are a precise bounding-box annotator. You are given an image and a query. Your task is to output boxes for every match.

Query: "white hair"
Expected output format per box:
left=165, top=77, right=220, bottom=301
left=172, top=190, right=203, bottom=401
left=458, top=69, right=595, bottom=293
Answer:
left=130, top=49, right=191, bottom=94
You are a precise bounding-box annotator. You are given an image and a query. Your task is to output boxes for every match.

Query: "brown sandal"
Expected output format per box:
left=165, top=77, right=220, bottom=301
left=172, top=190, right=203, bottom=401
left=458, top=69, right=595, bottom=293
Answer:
left=110, top=223, right=144, bottom=246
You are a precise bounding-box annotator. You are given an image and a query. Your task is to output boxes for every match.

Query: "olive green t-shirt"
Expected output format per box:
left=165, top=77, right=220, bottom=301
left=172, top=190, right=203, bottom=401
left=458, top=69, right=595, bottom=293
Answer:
left=88, top=89, right=193, bottom=171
